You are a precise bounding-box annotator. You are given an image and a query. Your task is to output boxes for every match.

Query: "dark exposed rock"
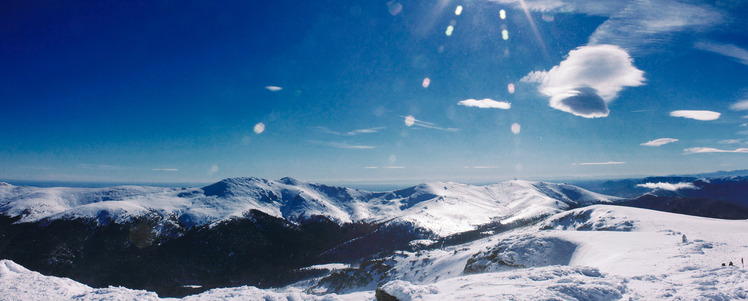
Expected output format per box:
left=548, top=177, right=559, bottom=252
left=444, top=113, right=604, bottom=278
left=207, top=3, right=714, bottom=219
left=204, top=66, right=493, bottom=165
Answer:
left=375, top=287, right=400, bottom=301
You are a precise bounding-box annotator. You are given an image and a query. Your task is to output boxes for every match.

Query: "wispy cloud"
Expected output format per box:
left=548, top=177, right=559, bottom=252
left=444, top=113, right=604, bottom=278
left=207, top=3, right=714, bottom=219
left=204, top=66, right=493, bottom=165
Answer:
left=670, top=110, right=721, bottom=121
left=152, top=168, right=178, bottom=171
left=719, top=139, right=743, bottom=144
left=521, top=45, right=645, bottom=118
left=79, top=164, right=127, bottom=170
left=492, top=0, right=722, bottom=52
left=457, top=98, right=511, bottom=109
left=684, top=147, right=748, bottom=154
left=315, top=126, right=386, bottom=136
left=363, top=166, right=378, bottom=169
left=695, top=42, right=748, bottom=66
left=401, top=115, right=459, bottom=132
left=311, top=141, right=375, bottom=149
left=730, top=99, right=748, bottom=111
left=265, top=86, right=283, bottom=92
left=588, top=0, right=721, bottom=52
left=575, top=161, right=626, bottom=165
left=636, top=182, right=697, bottom=191
left=641, top=138, right=678, bottom=147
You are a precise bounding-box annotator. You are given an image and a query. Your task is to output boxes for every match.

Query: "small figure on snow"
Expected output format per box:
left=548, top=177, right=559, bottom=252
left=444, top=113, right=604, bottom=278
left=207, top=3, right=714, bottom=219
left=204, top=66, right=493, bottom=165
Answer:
left=729, top=261, right=734, bottom=266
left=681, top=234, right=687, bottom=243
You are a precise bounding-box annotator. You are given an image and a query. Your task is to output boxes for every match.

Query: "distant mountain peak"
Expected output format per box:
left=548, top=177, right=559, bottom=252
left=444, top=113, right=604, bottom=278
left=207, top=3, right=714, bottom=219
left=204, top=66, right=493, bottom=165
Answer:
left=278, top=177, right=301, bottom=185
left=201, top=177, right=273, bottom=197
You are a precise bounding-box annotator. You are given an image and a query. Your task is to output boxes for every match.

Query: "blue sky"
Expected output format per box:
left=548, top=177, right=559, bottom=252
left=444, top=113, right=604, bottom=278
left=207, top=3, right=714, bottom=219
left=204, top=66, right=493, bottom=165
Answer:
left=2, top=0, right=748, bottom=185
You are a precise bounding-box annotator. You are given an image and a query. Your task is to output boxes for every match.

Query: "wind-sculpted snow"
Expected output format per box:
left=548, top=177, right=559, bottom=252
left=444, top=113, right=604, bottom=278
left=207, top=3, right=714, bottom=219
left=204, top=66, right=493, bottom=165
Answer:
left=0, top=178, right=618, bottom=236
left=464, top=235, right=577, bottom=273
left=379, top=266, right=625, bottom=301
left=538, top=207, right=637, bottom=231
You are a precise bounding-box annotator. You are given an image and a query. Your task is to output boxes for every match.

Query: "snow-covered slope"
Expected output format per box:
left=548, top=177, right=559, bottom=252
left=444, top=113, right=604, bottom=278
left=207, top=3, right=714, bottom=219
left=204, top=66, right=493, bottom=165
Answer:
left=3, top=204, right=747, bottom=300
left=317, top=204, right=748, bottom=299
left=0, top=178, right=618, bottom=236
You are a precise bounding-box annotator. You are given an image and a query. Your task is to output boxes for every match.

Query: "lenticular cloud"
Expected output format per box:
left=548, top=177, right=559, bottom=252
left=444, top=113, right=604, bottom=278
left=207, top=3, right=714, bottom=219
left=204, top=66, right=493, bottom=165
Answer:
left=522, top=45, right=645, bottom=118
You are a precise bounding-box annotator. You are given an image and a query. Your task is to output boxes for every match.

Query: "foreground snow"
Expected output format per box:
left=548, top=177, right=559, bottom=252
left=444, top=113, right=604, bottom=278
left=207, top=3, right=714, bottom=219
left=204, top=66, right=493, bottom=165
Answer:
left=2, top=204, right=747, bottom=300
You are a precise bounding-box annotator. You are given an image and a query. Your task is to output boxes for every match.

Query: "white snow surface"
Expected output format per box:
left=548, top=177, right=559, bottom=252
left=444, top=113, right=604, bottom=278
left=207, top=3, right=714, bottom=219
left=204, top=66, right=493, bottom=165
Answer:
left=0, top=178, right=618, bottom=236
left=2, top=205, right=748, bottom=300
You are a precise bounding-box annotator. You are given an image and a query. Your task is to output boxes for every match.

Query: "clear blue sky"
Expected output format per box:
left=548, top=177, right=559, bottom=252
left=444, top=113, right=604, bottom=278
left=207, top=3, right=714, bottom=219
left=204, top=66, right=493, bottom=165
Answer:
left=2, top=0, right=748, bottom=185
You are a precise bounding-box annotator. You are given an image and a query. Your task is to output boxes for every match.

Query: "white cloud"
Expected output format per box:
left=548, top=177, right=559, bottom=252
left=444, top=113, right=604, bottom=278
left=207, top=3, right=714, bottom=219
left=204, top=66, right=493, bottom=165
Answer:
left=730, top=99, right=748, bottom=111
left=311, top=141, right=375, bottom=150
left=401, top=115, right=458, bottom=132
left=152, top=168, right=178, bottom=171
left=265, top=86, right=283, bottom=92
left=521, top=45, right=645, bottom=118
left=457, top=98, right=511, bottom=109
left=669, top=110, right=721, bottom=121
left=695, top=42, right=748, bottom=66
left=641, top=138, right=678, bottom=147
left=576, top=161, right=626, bottom=165
left=636, top=182, right=697, bottom=191
left=684, top=147, right=748, bottom=154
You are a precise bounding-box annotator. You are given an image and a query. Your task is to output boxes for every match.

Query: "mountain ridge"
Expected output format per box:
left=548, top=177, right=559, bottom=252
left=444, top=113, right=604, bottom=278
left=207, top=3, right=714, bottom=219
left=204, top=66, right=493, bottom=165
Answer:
left=0, top=177, right=620, bottom=237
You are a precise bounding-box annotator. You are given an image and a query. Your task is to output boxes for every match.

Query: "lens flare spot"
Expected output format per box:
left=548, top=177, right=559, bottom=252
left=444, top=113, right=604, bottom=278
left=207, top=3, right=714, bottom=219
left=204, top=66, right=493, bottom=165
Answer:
left=404, top=115, right=415, bottom=127
left=455, top=5, right=463, bottom=15
left=208, top=165, right=219, bottom=175
left=502, top=29, right=509, bottom=40
left=445, top=25, right=454, bottom=36
left=422, top=77, right=431, bottom=88
left=254, top=122, right=265, bottom=134
left=515, top=163, right=523, bottom=171
left=387, top=1, right=402, bottom=16
left=507, top=83, right=515, bottom=94
left=511, top=123, right=521, bottom=134
left=500, top=9, right=506, bottom=20
left=542, top=13, right=554, bottom=22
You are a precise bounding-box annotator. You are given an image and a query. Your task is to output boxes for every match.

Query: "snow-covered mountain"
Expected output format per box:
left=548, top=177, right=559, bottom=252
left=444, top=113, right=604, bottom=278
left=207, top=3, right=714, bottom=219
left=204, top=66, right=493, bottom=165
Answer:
left=2, top=204, right=747, bottom=300
left=4, top=177, right=747, bottom=300
left=0, top=177, right=621, bottom=297
left=0, top=177, right=619, bottom=236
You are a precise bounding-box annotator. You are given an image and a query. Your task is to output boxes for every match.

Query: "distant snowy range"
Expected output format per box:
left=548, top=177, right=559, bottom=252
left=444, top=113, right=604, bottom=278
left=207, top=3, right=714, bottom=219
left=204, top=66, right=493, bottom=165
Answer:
left=1, top=173, right=748, bottom=300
